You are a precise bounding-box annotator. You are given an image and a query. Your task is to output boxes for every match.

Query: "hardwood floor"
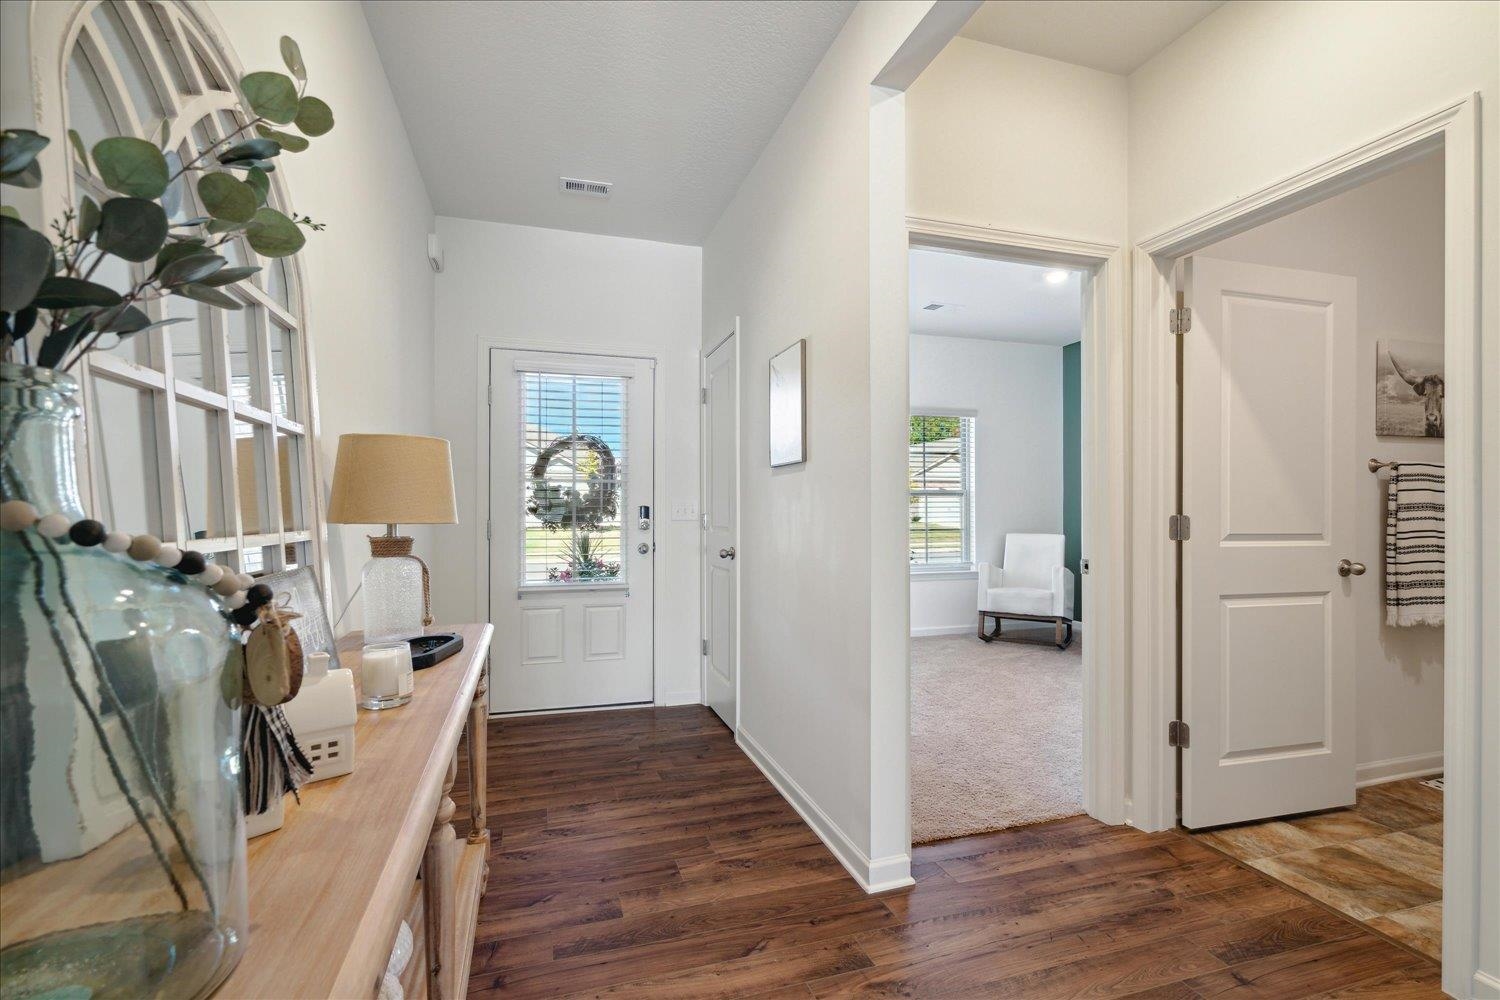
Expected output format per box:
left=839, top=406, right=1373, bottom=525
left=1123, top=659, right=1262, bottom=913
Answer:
left=1192, top=779, right=1445, bottom=961
left=452, top=706, right=1441, bottom=998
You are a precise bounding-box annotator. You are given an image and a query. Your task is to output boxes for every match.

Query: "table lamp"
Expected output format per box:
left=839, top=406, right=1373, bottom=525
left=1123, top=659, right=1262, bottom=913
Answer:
left=326, top=434, right=457, bottom=641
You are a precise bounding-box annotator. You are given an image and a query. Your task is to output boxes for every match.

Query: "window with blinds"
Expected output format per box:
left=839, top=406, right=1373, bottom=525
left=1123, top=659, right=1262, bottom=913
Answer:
left=519, top=372, right=628, bottom=586
left=909, top=414, right=974, bottom=568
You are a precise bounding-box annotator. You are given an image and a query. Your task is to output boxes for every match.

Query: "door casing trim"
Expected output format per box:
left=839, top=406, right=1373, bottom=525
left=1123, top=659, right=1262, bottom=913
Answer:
left=477, top=340, right=667, bottom=710
left=1134, top=95, right=1482, bottom=997
left=905, top=219, right=1132, bottom=830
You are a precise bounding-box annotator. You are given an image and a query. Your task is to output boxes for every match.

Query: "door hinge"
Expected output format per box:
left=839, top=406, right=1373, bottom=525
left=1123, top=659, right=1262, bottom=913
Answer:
left=701, top=638, right=709, bottom=656
left=487, top=384, right=494, bottom=408
left=701, top=387, right=708, bottom=404
left=1168, top=720, right=1190, bottom=748
left=1168, top=514, right=1191, bottom=541
left=1169, top=306, right=1192, bottom=335
left=485, top=518, right=492, bottom=541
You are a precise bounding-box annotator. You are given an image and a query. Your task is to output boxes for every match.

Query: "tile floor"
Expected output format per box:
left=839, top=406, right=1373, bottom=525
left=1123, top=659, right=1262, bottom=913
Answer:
left=1191, top=778, right=1444, bottom=960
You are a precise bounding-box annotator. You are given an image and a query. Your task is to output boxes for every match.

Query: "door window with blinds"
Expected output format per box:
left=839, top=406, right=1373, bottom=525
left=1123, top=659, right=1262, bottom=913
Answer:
left=909, top=414, right=975, bottom=568
left=519, top=372, right=629, bottom=586
left=50, top=0, right=322, bottom=579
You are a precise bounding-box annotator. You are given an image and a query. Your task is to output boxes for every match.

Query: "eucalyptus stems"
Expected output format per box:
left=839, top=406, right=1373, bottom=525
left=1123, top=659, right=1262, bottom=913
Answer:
left=0, top=35, right=333, bottom=372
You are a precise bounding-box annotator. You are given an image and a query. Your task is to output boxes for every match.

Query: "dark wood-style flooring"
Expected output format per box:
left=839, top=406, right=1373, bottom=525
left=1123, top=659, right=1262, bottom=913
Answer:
left=451, top=706, right=1441, bottom=998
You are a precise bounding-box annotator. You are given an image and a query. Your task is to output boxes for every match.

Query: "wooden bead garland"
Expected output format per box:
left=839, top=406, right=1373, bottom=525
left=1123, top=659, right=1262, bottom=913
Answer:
left=0, top=499, right=260, bottom=610
left=67, top=519, right=106, bottom=547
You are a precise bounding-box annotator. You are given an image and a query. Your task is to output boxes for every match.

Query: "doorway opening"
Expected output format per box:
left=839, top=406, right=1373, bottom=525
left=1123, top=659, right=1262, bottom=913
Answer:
left=1175, top=150, right=1446, bottom=963
left=906, top=244, right=1090, bottom=844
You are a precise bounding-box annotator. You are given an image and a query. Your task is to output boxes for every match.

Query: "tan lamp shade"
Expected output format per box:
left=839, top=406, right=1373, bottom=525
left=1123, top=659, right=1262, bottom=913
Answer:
left=326, top=433, right=457, bottom=526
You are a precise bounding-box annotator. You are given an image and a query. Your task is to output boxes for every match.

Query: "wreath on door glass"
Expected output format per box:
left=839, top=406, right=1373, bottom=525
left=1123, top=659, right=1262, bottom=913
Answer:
left=526, top=434, right=619, bottom=531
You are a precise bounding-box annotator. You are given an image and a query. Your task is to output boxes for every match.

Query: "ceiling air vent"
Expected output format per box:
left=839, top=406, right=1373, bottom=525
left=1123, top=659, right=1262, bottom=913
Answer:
left=922, top=302, right=947, bottom=311
left=560, top=176, right=611, bottom=198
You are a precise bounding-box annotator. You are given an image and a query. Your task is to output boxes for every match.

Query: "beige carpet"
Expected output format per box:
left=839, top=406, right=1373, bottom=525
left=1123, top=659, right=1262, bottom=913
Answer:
left=911, top=632, right=1083, bottom=843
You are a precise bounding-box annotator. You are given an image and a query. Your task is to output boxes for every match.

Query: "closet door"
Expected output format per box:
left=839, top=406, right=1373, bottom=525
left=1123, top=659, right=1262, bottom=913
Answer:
left=1180, top=257, right=1358, bottom=829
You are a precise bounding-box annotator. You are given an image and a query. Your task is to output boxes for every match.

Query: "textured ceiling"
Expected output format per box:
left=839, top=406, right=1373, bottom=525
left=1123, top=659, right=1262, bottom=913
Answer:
left=362, top=0, right=856, bottom=246
left=959, top=0, right=1223, bottom=75
left=910, top=249, right=1083, bottom=347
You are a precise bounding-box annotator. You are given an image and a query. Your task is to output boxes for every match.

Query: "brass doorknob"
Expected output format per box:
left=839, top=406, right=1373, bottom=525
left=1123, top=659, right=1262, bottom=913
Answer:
left=1338, top=559, right=1367, bottom=577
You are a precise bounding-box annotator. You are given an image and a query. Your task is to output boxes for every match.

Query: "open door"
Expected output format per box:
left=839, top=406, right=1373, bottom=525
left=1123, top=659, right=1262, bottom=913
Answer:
left=702, top=331, right=737, bottom=729
left=1180, top=257, right=1358, bottom=829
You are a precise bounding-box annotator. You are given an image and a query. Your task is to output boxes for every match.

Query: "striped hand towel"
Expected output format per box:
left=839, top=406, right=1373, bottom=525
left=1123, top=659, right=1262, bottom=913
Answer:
left=1384, top=462, right=1445, bottom=627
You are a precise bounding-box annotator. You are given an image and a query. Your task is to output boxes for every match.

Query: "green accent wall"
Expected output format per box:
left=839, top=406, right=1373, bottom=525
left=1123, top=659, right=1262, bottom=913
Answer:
left=1062, top=341, right=1082, bottom=621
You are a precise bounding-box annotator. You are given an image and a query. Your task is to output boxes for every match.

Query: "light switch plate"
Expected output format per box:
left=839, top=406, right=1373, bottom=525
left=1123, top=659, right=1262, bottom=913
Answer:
left=671, top=501, right=698, bottom=521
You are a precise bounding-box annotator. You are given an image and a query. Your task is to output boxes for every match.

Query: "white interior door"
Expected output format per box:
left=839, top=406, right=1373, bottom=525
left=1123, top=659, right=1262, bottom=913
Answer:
left=489, top=350, right=655, bottom=713
left=1181, top=256, right=1358, bottom=829
left=702, top=332, right=738, bottom=729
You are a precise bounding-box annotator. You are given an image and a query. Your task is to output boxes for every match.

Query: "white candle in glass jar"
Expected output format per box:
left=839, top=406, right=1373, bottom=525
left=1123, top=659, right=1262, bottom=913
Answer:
left=360, top=642, right=413, bottom=710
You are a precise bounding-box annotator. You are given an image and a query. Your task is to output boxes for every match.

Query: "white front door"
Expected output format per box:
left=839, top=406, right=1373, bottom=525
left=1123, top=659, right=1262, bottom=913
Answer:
left=702, top=332, right=737, bottom=729
left=489, top=350, right=655, bottom=713
left=1181, top=257, right=1358, bottom=829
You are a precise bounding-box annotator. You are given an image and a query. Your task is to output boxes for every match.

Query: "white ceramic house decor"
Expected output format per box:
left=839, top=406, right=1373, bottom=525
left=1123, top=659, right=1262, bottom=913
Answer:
left=245, top=793, right=286, bottom=840
left=280, top=652, right=357, bottom=781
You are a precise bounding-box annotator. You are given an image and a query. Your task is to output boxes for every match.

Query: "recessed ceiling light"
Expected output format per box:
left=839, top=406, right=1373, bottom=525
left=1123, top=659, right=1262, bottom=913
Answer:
left=1044, top=270, right=1069, bottom=285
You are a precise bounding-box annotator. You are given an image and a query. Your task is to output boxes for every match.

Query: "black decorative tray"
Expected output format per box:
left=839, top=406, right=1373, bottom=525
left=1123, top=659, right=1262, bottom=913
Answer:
left=408, top=632, right=464, bottom=670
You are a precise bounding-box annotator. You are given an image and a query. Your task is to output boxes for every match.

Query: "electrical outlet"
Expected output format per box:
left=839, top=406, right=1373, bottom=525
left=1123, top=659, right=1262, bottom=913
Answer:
left=671, top=501, right=698, bottom=521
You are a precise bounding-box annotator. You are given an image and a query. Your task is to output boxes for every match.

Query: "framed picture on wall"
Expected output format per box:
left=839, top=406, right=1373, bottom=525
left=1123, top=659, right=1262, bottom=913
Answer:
left=769, top=339, right=807, bottom=467
left=1376, top=339, right=1444, bottom=438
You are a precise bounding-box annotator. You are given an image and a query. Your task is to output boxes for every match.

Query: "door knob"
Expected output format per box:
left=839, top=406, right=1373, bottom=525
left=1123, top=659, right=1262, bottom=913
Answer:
left=719, top=547, right=736, bottom=560
left=1337, top=559, right=1367, bottom=577
left=637, top=542, right=649, bottom=555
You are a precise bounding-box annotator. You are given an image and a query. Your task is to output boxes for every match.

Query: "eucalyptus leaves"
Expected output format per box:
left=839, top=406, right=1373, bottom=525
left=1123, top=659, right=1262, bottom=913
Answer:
left=0, top=35, right=333, bottom=372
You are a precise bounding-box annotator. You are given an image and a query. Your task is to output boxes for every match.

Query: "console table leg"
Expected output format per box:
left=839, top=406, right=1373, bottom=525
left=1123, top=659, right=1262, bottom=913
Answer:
left=423, top=753, right=458, bottom=999
left=467, top=673, right=490, bottom=848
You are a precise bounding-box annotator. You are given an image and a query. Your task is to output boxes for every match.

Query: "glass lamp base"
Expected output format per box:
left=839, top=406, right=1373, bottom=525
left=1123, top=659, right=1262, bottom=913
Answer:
left=361, top=554, right=423, bottom=642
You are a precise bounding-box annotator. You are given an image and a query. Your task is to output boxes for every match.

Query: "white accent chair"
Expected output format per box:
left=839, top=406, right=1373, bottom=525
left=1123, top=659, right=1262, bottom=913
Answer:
left=978, top=533, right=1075, bottom=649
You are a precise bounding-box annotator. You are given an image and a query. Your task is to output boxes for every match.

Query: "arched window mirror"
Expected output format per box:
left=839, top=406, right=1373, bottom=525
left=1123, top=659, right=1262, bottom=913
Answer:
left=30, top=0, right=327, bottom=590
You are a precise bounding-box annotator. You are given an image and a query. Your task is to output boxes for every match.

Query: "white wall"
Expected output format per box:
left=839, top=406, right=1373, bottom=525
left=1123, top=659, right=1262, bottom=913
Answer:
left=909, top=335, right=1063, bottom=635
left=1204, top=154, right=1444, bottom=780
left=701, top=0, right=947, bottom=890
left=429, top=218, right=703, bottom=705
left=906, top=36, right=1129, bottom=245
left=204, top=2, right=437, bottom=627
left=1129, top=3, right=1498, bottom=990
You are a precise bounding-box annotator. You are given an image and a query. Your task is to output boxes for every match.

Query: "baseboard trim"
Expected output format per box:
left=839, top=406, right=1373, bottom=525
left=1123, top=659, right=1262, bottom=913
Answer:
left=911, top=624, right=973, bottom=637
left=656, top=689, right=703, bottom=707
left=1355, top=752, right=1443, bottom=788
left=736, top=727, right=913, bottom=894
left=1471, top=971, right=1500, bottom=999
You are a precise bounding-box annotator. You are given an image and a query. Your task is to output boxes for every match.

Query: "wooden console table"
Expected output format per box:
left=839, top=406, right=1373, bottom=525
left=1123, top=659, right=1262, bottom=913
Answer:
left=217, top=622, right=492, bottom=999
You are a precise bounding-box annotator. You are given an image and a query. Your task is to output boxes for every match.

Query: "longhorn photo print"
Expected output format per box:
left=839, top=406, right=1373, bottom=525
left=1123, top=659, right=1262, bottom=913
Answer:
left=1376, top=339, right=1444, bottom=438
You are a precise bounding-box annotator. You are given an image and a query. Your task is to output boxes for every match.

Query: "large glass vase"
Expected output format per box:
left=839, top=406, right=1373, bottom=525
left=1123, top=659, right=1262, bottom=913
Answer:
left=0, top=363, right=247, bottom=998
